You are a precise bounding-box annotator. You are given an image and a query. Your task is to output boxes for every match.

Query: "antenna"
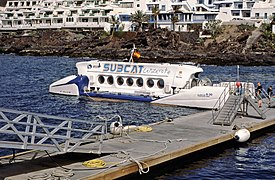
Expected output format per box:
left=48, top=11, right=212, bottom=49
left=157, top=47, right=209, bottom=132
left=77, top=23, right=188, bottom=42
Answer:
left=236, top=65, right=240, bottom=81
left=129, top=44, right=136, bottom=63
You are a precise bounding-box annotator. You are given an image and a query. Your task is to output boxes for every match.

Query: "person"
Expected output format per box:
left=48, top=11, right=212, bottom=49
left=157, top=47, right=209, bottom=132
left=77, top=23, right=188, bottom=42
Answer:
left=267, top=86, right=273, bottom=98
left=256, top=82, right=262, bottom=108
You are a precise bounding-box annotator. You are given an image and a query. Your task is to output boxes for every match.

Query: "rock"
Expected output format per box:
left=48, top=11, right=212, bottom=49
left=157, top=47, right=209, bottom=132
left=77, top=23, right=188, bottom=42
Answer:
left=0, top=26, right=275, bottom=66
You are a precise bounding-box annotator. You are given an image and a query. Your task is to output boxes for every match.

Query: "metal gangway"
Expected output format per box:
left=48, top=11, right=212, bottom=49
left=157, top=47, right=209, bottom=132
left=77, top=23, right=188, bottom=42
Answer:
left=212, top=82, right=268, bottom=126
left=0, top=108, right=111, bottom=154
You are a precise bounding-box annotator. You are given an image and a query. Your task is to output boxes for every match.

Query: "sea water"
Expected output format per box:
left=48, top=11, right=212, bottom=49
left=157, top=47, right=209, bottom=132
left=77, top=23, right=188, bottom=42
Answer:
left=0, top=54, right=274, bottom=179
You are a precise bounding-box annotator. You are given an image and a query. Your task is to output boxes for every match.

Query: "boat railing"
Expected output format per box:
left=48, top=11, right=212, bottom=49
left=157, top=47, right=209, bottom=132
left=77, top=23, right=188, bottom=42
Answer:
left=182, top=81, right=190, bottom=89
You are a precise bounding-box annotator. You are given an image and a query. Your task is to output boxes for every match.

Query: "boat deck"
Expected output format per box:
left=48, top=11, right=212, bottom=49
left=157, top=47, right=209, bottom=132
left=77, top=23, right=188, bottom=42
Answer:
left=1, top=105, right=275, bottom=180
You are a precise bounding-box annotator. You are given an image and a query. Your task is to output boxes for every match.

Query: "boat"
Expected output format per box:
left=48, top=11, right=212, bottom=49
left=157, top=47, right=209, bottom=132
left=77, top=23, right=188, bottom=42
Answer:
left=49, top=45, right=255, bottom=109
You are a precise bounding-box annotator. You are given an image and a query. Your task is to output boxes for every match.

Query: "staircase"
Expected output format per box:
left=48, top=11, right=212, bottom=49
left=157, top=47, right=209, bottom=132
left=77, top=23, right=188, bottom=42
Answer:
left=269, top=100, right=275, bottom=108
left=213, top=95, right=243, bottom=126
left=245, top=96, right=266, bottom=119
left=212, top=92, right=268, bottom=126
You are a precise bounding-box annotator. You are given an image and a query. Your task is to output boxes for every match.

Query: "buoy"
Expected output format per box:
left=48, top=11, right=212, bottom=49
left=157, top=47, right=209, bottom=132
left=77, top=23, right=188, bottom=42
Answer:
left=110, top=121, right=123, bottom=135
left=234, top=129, right=250, bottom=142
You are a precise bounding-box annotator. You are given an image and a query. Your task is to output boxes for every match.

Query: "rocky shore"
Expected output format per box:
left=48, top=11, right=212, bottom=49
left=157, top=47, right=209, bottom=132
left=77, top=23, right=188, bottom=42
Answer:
left=0, top=25, right=275, bottom=66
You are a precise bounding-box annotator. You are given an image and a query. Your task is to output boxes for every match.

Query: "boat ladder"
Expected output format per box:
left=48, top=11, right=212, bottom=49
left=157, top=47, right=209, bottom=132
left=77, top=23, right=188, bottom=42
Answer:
left=0, top=108, right=108, bottom=154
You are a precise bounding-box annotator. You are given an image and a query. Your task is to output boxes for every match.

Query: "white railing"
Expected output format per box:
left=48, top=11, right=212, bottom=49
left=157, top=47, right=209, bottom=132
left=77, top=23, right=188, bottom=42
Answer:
left=0, top=108, right=108, bottom=153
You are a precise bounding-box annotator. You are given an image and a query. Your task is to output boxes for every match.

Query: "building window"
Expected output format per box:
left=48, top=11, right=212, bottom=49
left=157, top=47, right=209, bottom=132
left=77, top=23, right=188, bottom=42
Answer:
left=117, top=77, right=124, bottom=85
left=255, top=13, right=259, bottom=18
left=147, top=79, right=154, bottom=88
left=136, top=78, right=143, bottom=87
left=98, top=76, right=105, bottom=84
left=137, top=4, right=140, bottom=8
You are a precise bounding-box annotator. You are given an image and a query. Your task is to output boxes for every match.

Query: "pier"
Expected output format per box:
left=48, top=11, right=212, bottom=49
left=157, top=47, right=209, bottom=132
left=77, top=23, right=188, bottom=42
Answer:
left=0, top=102, right=275, bottom=179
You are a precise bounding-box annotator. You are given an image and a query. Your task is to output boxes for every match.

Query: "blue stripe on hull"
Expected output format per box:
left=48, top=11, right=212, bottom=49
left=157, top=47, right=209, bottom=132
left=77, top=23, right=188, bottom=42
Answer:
left=81, top=92, right=154, bottom=102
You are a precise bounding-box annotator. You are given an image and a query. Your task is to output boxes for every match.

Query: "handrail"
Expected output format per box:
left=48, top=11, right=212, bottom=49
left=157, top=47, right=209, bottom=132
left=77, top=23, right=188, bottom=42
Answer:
left=211, top=85, right=229, bottom=121
left=0, top=108, right=111, bottom=153
left=212, top=83, right=250, bottom=125
left=182, top=81, right=190, bottom=89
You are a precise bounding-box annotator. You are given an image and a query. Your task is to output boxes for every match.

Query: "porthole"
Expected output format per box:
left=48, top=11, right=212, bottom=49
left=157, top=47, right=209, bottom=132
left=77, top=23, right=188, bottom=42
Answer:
left=136, top=78, right=143, bottom=87
left=157, top=79, right=164, bottom=89
left=117, top=77, right=124, bottom=85
left=107, top=76, right=114, bottom=85
left=98, top=75, right=105, bottom=84
left=147, top=79, right=154, bottom=88
left=126, top=78, right=134, bottom=86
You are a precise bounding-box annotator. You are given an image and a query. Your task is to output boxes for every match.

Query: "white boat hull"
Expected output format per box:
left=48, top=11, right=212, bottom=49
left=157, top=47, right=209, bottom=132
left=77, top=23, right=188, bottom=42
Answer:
left=49, top=75, right=80, bottom=96
left=152, top=86, right=229, bottom=109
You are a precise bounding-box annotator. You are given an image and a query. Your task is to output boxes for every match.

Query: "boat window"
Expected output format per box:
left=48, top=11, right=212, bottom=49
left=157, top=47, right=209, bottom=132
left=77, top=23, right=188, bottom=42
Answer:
left=157, top=79, right=164, bottom=89
left=117, top=77, right=124, bottom=85
left=126, top=78, right=134, bottom=86
left=147, top=79, right=154, bottom=88
left=107, top=76, right=114, bottom=85
left=136, top=78, right=143, bottom=87
left=98, top=75, right=105, bottom=84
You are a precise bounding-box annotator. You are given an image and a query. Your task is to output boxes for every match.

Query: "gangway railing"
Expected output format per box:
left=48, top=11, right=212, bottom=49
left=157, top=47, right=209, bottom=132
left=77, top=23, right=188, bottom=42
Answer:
left=212, top=82, right=263, bottom=126
left=212, top=85, right=230, bottom=122
left=0, top=108, right=109, bottom=153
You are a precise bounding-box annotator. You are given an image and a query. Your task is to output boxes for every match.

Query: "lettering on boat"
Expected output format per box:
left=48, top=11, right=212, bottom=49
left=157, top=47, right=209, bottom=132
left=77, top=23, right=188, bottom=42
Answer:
left=100, top=63, right=171, bottom=75
left=197, top=93, right=213, bottom=97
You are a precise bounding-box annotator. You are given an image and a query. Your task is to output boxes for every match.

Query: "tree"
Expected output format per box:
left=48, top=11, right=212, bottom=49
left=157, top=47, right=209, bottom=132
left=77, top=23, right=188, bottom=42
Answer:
left=109, top=15, right=120, bottom=38
left=130, top=10, right=149, bottom=32
left=170, top=5, right=181, bottom=31
left=172, top=5, right=182, bottom=13
left=152, top=5, right=160, bottom=29
left=171, top=15, right=179, bottom=31
left=204, top=20, right=222, bottom=38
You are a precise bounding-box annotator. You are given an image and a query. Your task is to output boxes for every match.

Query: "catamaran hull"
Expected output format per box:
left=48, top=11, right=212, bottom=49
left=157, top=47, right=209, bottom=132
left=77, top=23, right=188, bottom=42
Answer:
left=49, top=75, right=228, bottom=109
left=49, top=75, right=89, bottom=96
left=49, top=75, right=155, bottom=102
left=151, top=86, right=229, bottom=109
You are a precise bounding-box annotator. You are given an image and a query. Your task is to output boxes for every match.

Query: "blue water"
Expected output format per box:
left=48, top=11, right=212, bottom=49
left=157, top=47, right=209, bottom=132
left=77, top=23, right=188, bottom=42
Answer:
left=0, top=54, right=274, bottom=179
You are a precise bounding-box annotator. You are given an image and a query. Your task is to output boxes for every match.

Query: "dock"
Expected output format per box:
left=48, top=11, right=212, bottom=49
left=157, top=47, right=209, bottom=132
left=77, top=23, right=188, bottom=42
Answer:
left=1, top=104, right=275, bottom=180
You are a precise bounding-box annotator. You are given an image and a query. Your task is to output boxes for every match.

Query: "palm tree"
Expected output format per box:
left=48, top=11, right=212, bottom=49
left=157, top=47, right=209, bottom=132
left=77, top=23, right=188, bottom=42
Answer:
left=109, top=15, right=120, bottom=37
left=172, top=5, right=182, bottom=13
left=130, top=10, right=149, bottom=32
left=152, top=5, right=160, bottom=29
left=171, top=15, right=179, bottom=31
left=170, top=5, right=181, bottom=31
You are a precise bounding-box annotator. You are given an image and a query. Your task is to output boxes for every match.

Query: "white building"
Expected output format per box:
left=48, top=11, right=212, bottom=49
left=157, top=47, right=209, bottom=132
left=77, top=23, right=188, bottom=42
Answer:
left=251, top=0, right=275, bottom=22
left=111, top=0, right=218, bottom=31
left=1, top=0, right=275, bottom=32
left=214, top=0, right=256, bottom=21
left=0, top=0, right=114, bottom=31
